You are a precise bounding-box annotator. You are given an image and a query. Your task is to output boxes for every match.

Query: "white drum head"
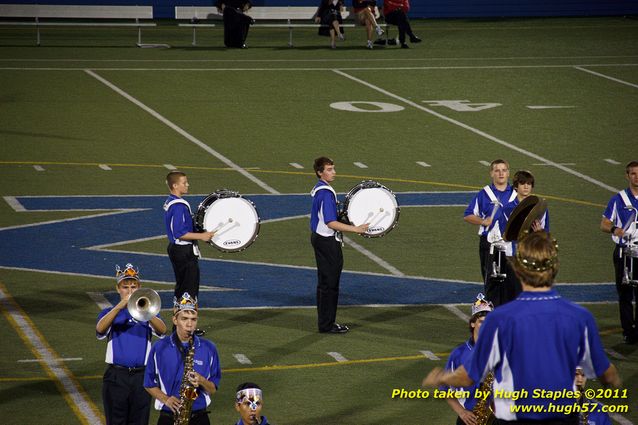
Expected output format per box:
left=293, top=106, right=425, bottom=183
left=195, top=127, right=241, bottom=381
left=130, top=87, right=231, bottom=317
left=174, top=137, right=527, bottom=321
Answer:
left=346, top=186, right=399, bottom=237
left=201, top=197, right=260, bottom=252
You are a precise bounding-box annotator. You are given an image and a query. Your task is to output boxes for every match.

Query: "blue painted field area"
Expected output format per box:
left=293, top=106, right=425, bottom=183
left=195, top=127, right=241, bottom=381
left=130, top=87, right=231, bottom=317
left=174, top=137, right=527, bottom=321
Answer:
left=1, top=192, right=615, bottom=308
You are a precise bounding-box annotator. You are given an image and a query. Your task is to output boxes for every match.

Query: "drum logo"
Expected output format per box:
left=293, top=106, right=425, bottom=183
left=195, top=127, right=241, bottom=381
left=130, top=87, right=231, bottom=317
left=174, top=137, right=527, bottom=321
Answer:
left=368, top=226, right=385, bottom=233
left=223, top=239, right=242, bottom=247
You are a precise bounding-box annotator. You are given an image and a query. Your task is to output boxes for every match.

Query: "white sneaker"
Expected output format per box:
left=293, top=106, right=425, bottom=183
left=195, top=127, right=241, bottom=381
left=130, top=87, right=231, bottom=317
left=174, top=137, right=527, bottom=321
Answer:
left=375, top=26, right=384, bottom=36
left=366, top=40, right=373, bottom=49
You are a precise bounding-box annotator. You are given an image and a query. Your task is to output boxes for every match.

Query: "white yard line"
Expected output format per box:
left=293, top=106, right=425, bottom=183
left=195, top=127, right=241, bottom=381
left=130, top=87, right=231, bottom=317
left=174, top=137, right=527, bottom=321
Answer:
left=33, top=165, right=45, bottom=172
left=574, top=66, right=638, bottom=89
left=0, top=209, right=148, bottom=232
left=84, top=69, right=279, bottom=195
left=333, top=69, right=620, bottom=193
left=3, top=196, right=26, bottom=212
left=420, top=350, right=441, bottom=360
left=233, top=354, right=253, bottom=365
left=353, top=162, right=368, bottom=169
left=327, top=352, right=348, bottom=362
left=416, top=161, right=431, bottom=168
left=87, top=292, right=113, bottom=310
left=0, top=285, right=102, bottom=424
left=444, top=304, right=470, bottom=321
left=98, top=164, right=112, bottom=171
left=18, top=357, right=83, bottom=363
left=604, top=159, right=620, bottom=165
left=342, top=236, right=404, bottom=277
left=163, top=163, right=176, bottom=170
left=289, top=162, right=304, bottom=169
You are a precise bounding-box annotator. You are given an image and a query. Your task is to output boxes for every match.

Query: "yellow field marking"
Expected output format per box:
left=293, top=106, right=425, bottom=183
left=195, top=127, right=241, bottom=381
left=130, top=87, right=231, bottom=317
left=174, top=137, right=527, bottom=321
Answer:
left=0, top=283, right=104, bottom=424
left=0, top=160, right=605, bottom=207
left=222, top=352, right=447, bottom=373
left=0, top=352, right=448, bottom=383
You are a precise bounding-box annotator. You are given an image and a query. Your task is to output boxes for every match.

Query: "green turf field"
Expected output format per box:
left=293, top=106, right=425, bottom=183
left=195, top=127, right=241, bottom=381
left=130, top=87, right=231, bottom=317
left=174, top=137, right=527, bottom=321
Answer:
left=0, top=17, right=637, bottom=425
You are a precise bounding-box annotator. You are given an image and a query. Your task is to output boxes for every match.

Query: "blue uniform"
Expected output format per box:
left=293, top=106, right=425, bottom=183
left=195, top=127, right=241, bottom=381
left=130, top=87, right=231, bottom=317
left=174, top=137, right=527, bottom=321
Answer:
left=97, top=307, right=163, bottom=425
left=603, top=188, right=638, bottom=342
left=465, top=184, right=514, bottom=281
left=164, top=194, right=201, bottom=298
left=97, top=308, right=157, bottom=367
left=581, top=400, right=612, bottom=425
left=164, top=194, right=195, bottom=245
left=310, top=180, right=339, bottom=237
left=603, top=189, right=638, bottom=247
left=235, top=416, right=270, bottom=425
left=466, top=290, right=611, bottom=421
left=144, top=333, right=222, bottom=413
left=464, top=184, right=514, bottom=237
left=440, top=339, right=488, bottom=412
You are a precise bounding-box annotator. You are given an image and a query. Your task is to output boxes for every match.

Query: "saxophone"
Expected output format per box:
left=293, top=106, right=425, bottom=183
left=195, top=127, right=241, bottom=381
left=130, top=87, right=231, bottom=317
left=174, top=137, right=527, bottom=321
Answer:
left=472, top=372, right=496, bottom=425
left=174, top=335, right=198, bottom=425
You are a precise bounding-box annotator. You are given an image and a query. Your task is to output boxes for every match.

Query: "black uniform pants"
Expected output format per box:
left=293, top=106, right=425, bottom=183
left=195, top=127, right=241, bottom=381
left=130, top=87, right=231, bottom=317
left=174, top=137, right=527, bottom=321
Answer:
left=223, top=7, right=252, bottom=48
left=384, top=9, right=415, bottom=44
left=102, top=365, right=150, bottom=425
left=311, top=232, right=343, bottom=332
left=158, top=409, right=210, bottom=425
left=479, top=235, right=491, bottom=281
left=613, top=245, right=638, bottom=338
left=484, top=251, right=521, bottom=307
left=167, top=243, right=200, bottom=299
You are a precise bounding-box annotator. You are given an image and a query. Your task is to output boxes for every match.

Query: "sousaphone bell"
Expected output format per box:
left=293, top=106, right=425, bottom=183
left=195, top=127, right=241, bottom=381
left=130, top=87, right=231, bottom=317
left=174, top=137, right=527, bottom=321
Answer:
left=503, top=195, right=548, bottom=242
left=127, top=288, right=161, bottom=322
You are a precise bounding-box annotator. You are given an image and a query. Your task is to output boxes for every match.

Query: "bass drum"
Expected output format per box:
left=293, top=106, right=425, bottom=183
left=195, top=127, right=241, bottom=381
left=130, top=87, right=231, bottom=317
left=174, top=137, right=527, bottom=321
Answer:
left=194, top=190, right=260, bottom=253
left=343, top=180, right=399, bottom=238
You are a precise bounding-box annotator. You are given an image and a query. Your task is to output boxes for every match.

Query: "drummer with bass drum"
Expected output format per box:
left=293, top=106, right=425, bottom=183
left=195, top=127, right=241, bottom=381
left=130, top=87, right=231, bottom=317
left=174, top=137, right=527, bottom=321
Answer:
left=601, top=160, right=638, bottom=345
left=164, top=171, right=216, bottom=300
left=311, top=156, right=369, bottom=334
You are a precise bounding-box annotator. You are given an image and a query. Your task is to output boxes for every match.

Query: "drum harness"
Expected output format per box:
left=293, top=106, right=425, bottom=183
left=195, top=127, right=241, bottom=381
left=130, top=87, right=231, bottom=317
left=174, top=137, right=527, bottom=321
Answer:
left=163, top=197, right=201, bottom=258
left=311, top=184, right=344, bottom=245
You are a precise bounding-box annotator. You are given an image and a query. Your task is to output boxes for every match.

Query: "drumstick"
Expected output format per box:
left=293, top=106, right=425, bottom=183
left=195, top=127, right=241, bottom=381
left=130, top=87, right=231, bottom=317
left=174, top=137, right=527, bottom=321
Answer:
left=211, top=218, right=234, bottom=234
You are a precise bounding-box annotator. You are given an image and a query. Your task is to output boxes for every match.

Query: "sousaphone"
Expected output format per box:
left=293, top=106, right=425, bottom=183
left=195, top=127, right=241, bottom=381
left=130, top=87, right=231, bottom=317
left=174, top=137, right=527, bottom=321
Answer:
left=503, top=195, right=547, bottom=242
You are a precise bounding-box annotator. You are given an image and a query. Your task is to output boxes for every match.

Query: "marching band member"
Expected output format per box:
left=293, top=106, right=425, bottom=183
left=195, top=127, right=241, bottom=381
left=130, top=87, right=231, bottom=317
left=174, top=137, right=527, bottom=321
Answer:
left=440, top=294, right=494, bottom=425
left=96, top=263, right=166, bottom=425
left=235, top=382, right=272, bottom=425
left=310, top=156, right=369, bottom=333
left=164, top=171, right=215, bottom=300
left=574, top=367, right=612, bottom=425
left=485, top=170, right=549, bottom=306
left=144, top=293, right=221, bottom=425
left=600, top=160, right=638, bottom=344
left=423, top=232, right=621, bottom=424
left=463, top=159, right=514, bottom=282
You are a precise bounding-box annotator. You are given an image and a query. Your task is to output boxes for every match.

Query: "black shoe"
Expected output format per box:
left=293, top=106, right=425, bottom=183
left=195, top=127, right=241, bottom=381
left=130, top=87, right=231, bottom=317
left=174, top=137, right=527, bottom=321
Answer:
left=410, top=35, right=422, bottom=43
left=401, top=43, right=409, bottom=49
left=373, top=38, right=387, bottom=46
left=320, top=323, right=349, bottom=334
left=623, top=334, right=638, bottom=344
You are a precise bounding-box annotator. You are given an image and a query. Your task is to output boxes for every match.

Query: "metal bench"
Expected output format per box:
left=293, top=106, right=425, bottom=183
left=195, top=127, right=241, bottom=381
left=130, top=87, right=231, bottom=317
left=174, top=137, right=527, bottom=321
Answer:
left=175, top=6, right=354, bottom=47
left=0, top=4, right=157, bottom=46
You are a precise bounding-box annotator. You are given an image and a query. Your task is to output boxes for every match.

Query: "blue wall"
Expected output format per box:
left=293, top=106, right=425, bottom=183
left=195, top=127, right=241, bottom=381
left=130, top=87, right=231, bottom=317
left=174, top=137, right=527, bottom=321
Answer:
left=2, top=0, right=638, bottom=19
